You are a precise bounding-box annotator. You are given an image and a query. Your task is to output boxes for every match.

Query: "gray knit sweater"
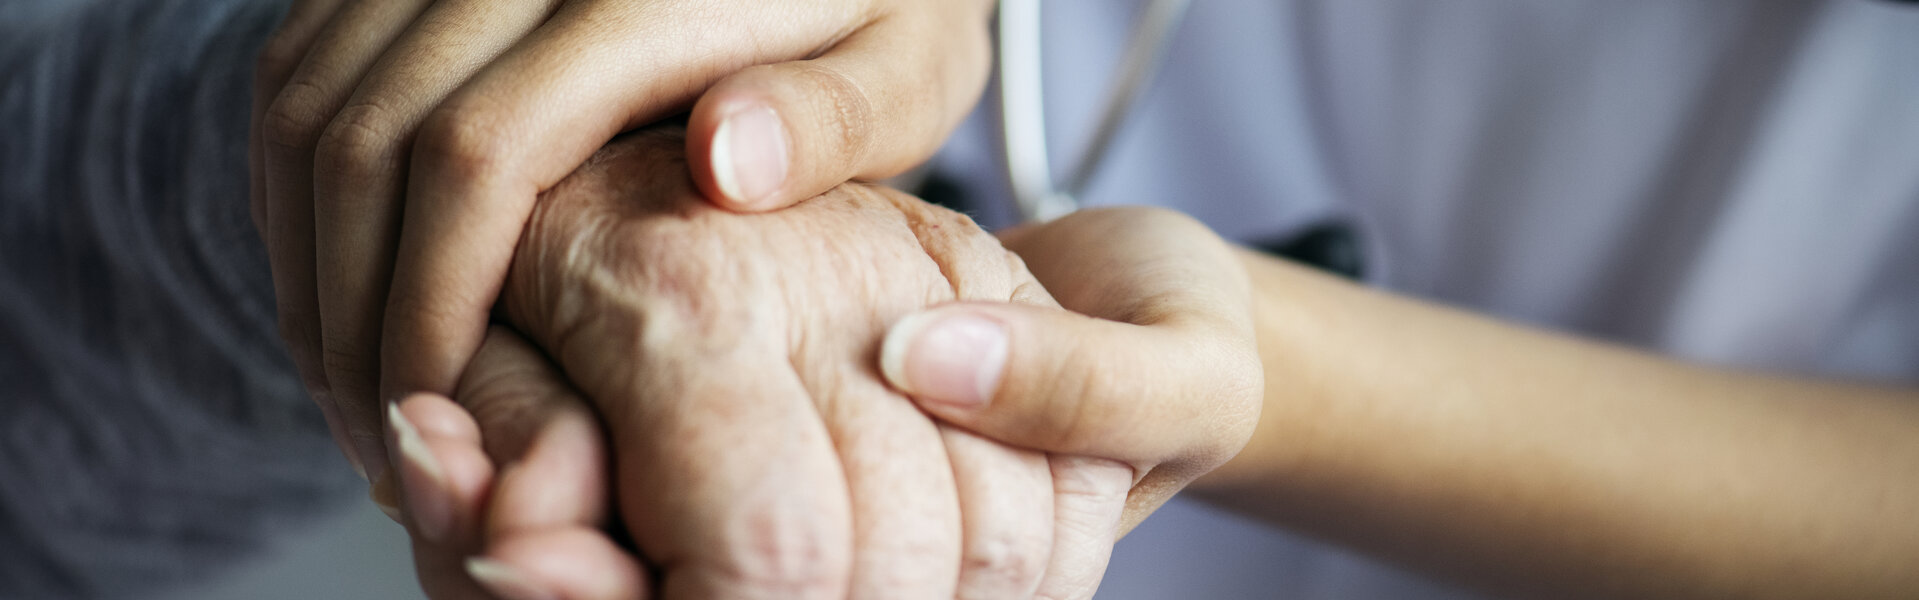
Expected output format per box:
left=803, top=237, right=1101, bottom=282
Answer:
left=1, top=1, right=357, bottom=597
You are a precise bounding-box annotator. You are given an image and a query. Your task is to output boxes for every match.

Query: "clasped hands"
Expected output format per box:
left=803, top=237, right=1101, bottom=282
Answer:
left=249, top=1, right=1261, bottom=597
left=379, top=130, right=1257, bottom=599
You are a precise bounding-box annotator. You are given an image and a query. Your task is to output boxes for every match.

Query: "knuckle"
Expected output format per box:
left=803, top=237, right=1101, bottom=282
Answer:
left=414, top=106, right=510, bottom=181
left=785, top=64, right=876, bottom=167
left=1048, top=456, right=1133, bottom=504
left=314, top=103, right=402, bottom=182
left=262, top=80, right=333, bottom=153
left=718, top=508, right=847, bottom=597
left=963, top=528, right=1050, bottom=591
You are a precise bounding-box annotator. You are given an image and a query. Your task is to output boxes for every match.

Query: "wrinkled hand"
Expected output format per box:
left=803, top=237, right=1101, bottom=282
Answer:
left=387, top=326, right=644, bottom=599
left=248, top=0, right=996, bottom=479
left=388, top=128, right=1132, bottom=599
left=880, top=207, right=1265, bottom=531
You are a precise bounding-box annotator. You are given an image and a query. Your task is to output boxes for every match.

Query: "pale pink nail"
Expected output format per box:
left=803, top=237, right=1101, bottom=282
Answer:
left=710, top=105, right=790, bottom=207
left=389, top=403, right=450, bottom=542
left=881, top=309, right=1008, bottom=408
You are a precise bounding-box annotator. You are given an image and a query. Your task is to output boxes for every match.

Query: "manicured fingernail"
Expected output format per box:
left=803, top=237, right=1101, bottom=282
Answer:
left=881, top=309, right=1007, bottom=408
left=711, top=105, right=789, bottom=207
left=389, top=403, right=450, bottom=542
left=368, top=470, right=402, bottom=524
left=466, top=557, right=557, bottom=600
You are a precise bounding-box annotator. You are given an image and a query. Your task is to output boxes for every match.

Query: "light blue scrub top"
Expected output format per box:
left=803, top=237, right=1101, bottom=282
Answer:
left=933, top=1, right=1919, bottom=597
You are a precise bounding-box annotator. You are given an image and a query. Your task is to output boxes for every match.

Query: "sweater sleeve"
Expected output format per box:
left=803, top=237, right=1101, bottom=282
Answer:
left=0, top=1, right=358, bottom=597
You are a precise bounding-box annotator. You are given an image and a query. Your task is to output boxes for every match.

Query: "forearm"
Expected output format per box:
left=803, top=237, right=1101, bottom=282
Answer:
left=1193, top=249, right=1919, bottom=598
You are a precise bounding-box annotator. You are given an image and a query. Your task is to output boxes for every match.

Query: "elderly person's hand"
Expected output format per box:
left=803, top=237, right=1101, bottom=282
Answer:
left=385, top=326, right=644, bottom=600
left=250, top=0, right=996, bottom=480
left=880, top=207, right=1265, bottom=532
left=392, top=128, right=1133, bottom=599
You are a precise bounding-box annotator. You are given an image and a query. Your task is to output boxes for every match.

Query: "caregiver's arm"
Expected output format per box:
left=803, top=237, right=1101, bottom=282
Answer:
left=1198, top=251, right=1919, bottom=599
left=890, top=225, right=1919, bottom=599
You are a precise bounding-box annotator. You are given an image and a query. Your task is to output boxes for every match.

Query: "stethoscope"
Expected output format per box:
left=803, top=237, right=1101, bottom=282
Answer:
left=995, top=0, right=1919, bottom=225
left=997, top=0, right=1194, bottom=223
left=993, top=0, right=1367, bottom=279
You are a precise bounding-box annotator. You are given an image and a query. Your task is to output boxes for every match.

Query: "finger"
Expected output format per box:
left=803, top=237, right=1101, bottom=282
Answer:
left=1032, top=456, right=1132, bottom=600
left=816, top=378, right=963, bottom=599
left=478, top=528, right=650, bottom=600
left=380, top=0, right=884, bottom=404
left=995, top=216, right=1137, bottom=597
left=391, top=394, right=498, bottom=599
left=312, top=0, right=563, bottom=487
left=262, top=0, right=435, bottom=481
left=416, top=543, right=498, bottom=600
left=940, top=426, right=1053, bottom=600
left=411, top=328, right=615, bottom=600
left=880, top=206, right=1260, bottom=465
left=880, top=301, right=1254, bottom=466
left=896, top=195, right=1062, bottom=599
left=485, top=418, right=608, bottom=539
left=605, top=353, right=852, bottom=600
left=685, top=8, right=993, bottom=211
left=370, top=468, right=403, bottom=523
left=250, top=0, right=360, bottom=478
left=391, top=395, right=492, bottom=547
left=252, top=0, right=350, bottom=237
left=453, top=327, right=609, bottom=536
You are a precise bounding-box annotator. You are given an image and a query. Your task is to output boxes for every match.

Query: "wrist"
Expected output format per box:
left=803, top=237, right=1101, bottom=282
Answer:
left=1189, top=249, right=1337, bottom=496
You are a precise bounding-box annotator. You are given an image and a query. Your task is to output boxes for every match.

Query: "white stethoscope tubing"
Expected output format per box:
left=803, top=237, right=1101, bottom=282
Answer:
left=998, top=0, right=1194, bottom=223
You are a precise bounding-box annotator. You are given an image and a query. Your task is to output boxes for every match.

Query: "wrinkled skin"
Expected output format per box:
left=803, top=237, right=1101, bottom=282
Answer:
left=396, top=327, right=635, bottom=599
left=252, top=0, right=999, bottom=480
left=483, top=128, right=1133, bottom=599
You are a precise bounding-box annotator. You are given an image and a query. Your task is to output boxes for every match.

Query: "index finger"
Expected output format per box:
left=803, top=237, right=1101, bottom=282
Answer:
left=377, top=0, right=876, bottom=403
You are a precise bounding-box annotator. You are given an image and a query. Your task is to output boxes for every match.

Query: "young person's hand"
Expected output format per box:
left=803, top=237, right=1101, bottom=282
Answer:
left=881, top=207, right=1265, bottom=531
left=248, top=0, right=995, bottom=479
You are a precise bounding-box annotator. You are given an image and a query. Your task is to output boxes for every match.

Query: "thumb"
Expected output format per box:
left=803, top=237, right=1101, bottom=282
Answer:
left=686, top=9, right=991, bottom=212
left=880, top=302, right=1258, bottom=469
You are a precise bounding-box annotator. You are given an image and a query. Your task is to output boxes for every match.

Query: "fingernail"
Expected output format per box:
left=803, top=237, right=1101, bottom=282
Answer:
left=389, top=403, right=450, bottom=542
left=881, top=309, right=1008, bottom=408
left=711, top=105, right=789, bottom=207
left=368, top=470, right=402, bottom=524
left=466, top=557, right=558, bottom=600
